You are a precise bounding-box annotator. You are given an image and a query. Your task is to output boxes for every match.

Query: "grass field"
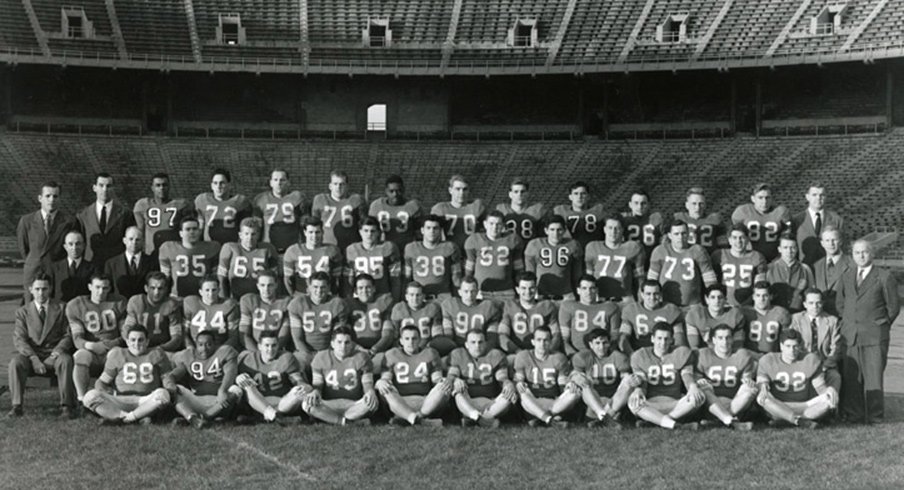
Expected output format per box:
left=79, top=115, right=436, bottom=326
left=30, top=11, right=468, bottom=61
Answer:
left=2, top=268, right=904, bottom=489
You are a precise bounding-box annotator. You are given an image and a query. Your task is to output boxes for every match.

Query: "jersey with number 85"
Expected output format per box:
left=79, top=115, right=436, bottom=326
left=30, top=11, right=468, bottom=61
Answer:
left=631, top=346, right=693, bottom=399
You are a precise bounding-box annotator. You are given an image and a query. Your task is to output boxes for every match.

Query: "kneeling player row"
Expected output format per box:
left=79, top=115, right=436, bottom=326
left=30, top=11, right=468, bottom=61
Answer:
left=82, top=322, right=836, bottom=429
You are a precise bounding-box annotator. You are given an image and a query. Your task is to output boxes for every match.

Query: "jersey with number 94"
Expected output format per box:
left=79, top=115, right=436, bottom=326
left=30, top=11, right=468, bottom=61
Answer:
left=312, top=193, right=367, bottom=252
left=524, top=237, right=582, bottom=298
left=619, top=301, right=683, bottom=350
left=571, top=349, right=630, bottom=398
left=631, top=346, right=693, bottom=399
left=237, top=350, right=304, bottom=398
left=173, top=344, right=238, bottom=396
left=553, top=203, right=605, bottom=248
left=447, top=347, right=507, bottom=398
left=741, top=305, right=791, bottom=354
left=195, top=193, right=252, bottom=245
left=695, top=347, right=756, bottom=398
left=133, top=197, right=193, bottom=254
left=103, top=346, right=170, bottom=395
left=253, top=190, right=305, bottom=253
left=382, top=347, right=442, bottom=396
left=756, top=352, right=822, bottom=403
left=558, top=299, right=620, bottom=351
left=514, top=350, right=570, bottom=398
left=312, top=350, right=371, bottom=400
left=66, top=295, right=128, bottom=344
left=404, top=241, right=460, bottom=297
left=183, top=296, right=238, bottom=346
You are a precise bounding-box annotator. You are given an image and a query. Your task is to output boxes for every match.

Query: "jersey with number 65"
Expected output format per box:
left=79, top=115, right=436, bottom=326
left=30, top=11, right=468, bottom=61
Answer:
left=282, top=243, right=344, bottom=294
left=756, top=352, right=822, bottom=403
left=312, top=350, right=371, bottom=400
left=695, top=347, right=756, bottom=398
left=253, top=190, right=305, bottom=253
left=647, top=243, right=716, bottom=307
left=514, top=350, right=570, bottom=398
left=369, top=197, right=424, bottom=252
left=173, top=344, right=238, bottom=396
left=237, top=350, right=305, bottom=398
left=382, top=347, right=442, bottom=396
left=524, top=237, right=582, bottom=298
left=571, top=349, right=630, bottom=398
left=403, top=241, right=461, bottom=297
left=133, top=197, right=194, bottom=255
left=182, top=296, right=239, bottom=347
left=124, top=294, right=182, bottom=349
left=431, top=200, right=486, bottom=251
left=711, top=249, right=767, bottom=306
left=731, top=204, right=792, bottom=262
left=103, top=346, right=170, bottom=395
left=312, top=193, right=367, bottom=252
left=499, top=299, right=558, bottom=351
left=239, top=294, right=291, bottom=342
left=390, top=301, right=442, bottom=339
left=741, top=305, right=791, bottom=354
left=447, top=347, right=507, bottom=398
left=631, top=346, right=693, bottom=399
left=585, top=240, right=645, bottom=300
left=441, top=297, right=502, bottom=342
left=347, top=294, right=395, bottom=349
left=158, top=240, right=221, bottom=298
left=217, top=242, right=279, bottom=300
left=619, top=301, right=684, bottom=350
left=558, top=299, right=620, bottom=351
left=496, top=202, right=547, bottom=242
left=287, top=295, right=349, bottom=351
left=195, top=193, right=253, bottom=245
left=67, top=295, right=128, bottom=344
left=553, top=203, right=605, bottom=249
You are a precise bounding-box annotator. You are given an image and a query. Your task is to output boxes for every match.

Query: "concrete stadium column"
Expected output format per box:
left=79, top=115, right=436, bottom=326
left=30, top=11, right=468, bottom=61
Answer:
left=886, top=62, right=894, bottom=129
left=729, top=77, right=736, bottom=135
left=0, top=66, right=9, bottom=125
left=754, top=76, right=762, bottom=137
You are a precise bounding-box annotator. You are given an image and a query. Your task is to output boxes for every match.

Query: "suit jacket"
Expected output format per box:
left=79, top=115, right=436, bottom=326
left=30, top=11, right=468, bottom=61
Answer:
left=16, top=210, right=81, bottom=286
left=77, top=201, right=135, bottom=265
left=104, top=252, right=158, bottom=299
left=48, top=258, right=97, bottom=302
left=13, top=299, right=73, bottom=358
left=836, top=265, right=900, bottom=347
left=812, top=254, right=854, bottom=316
left=789, top=311, right=843, bottom=369
left=793, top=209, right=843, bottom=266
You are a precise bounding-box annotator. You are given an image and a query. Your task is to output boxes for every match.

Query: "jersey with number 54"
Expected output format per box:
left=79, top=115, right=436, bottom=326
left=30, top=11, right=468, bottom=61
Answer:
left=195, top=193, right=253, bottom=245
left=524, top=237, right=582, bottom=298
left=311, top=193, right=367, bottom=252
left=558, top=299, right=620, bottom=351
left=695, top=347, right=756, bottom=398
left=173, top=344, right=239, bottom=396
left=619, top=301, right=684, bottom=350
left=756, top=352, right=821, bottom=403
left=403, top=241, right=461, bottom=297
left=631, top=346, right=693, bottom=399
left=741, top=305, right=791, bottom=354
left=253, top=190, right=305, bottom=253
left=103, top=346, right=170, bottom=395
left=282, top=243, right=344, bottom=293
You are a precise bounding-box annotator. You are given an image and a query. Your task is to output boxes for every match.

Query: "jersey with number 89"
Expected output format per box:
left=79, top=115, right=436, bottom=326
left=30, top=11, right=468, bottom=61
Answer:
left=173, top=344, right=238, bottom=396
left=631, top=346, right=693, bottom=399
left=756, top=352, right=821, bottom=402
left=524, top=237, right=582, bottom=298
left=104, top=346, right=170, bottom=395
left=553, top=203, right=605, bottom=248
left=404, top=241, right=460, bottom=297
left=695, top=347, right=756, bottom=398
left=741, top=305, right=791, bottom=354
left=312, top=350, right=371, bottom=400
left=619, top=301, right=683, bottom=350
left=382, top=347, right=442, bottom=396
left=253, top=190, right=305, bottom=253
left=448, top=347, right=507, bottom=398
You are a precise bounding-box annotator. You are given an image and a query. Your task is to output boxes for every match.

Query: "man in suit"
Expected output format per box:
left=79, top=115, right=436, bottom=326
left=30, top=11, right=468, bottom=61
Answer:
left=49, top=231, right=97, bottom=302
left=8, top=273, right=76, bottom=418
left=793, top=183, right=843, bottom=267
left=790, top=288, right=843, bottom=394
left=836, top=240, right=900, bottom=424
left=104, top=226, right=158, bottom=299
left=812, top=227, right=853, bottom=317
left=16, top=181, right=81, bottom=297
left=77, top=172, right=135, bottom=267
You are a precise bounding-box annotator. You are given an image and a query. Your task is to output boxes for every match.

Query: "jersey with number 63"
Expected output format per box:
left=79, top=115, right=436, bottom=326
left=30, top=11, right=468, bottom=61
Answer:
left=312, top=350, right=371, bottom=400
left=631, top=346, right=693, bottom=399
left=695, top=347, right=756, bottom=398
left=447, top=347, right=507, bottom=398
left=619, top=301, right=684, bottom=350
left=756, top=352, right=822, bottom=403
left=571, top=349, right=630, bottom=398
left=182, top=296, right=239, bottom=347
left=382, top=347, right=442, bottom=396
left=253, top=190, right=305, bottom=253
left=103, top=346, right=170, bottom=395
left=524, top=237, right=582, bottom=298
left=173, top=344, right=238, bottom=396
left=403, top=241, right=460, bottom=297
left=558, top=299, right=620, bottom=351
left=237, top=350, right=305, bottom=398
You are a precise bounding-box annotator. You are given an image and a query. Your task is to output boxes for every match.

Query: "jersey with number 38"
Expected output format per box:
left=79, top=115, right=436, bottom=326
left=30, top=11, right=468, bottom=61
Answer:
left=631, top=346, right=693, bottom=399
left=173, top=344, right=238, bottom=396
left=311, top=193, right=367, bottom=252
left=104, top=346, right=170, bottom=395
left=756, top=352, right=821, bottom=403
left=404, top=241, right=460, bottom=296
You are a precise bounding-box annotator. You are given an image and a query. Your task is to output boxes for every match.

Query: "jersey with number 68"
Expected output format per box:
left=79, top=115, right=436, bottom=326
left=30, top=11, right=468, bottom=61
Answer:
left=499, top=299, right=558, bottom=350
left=756, top=352, right=822, bottom=402
left=312, top=350, right=371, bottom=400
left=282, top=243, right=343, bottom=293
left=217, top=242, right=279, bottom=300
left=571, top=349, right=630, bottom=397
left=631, top=346, right=693, bottom=399
left=514, top=350, right=570, bottom=398
left=124, top=294, right=182, bottom=349
left=369, top=197, right=424, bottom=252
left=173, top=344, right=238, bottom=396
left=390, top=301, right=442, bottom=339
left=237, top=350, right=305, bottom=397
left=382, top=347, right=442, bottom=396
left=619, top=301, right=684, bottom=350
left=558, top=299, right=620, bottom=351
left=524, top=237, right=582, bottom=298
left=553, top=203, right=605, bottom=249
left=195, top=192, right=253, bottom=245
left=158, top=240, right=221, bottom=298
left=67, top=295, right=128, bottom=344
left=741, top=305, right=791, bottom=354
left=403, top=241, right=460, bottom=297
left=103, top=346, right=170, bottom=395
left=695, top=347, right=756, bottom=398
left=311, top=193, right=367, bottom=252
left=253, top=190, right=305, bottom=253
left=133, top=197, right=194, bottom=254
left=447, top=347, right=507, bottom=398
left=584, top=240, right=645, bottom=300
left=182, top=296, right=238, bottom=347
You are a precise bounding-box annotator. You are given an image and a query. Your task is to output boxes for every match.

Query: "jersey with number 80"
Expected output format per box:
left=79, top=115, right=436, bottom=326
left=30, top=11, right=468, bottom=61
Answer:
left=631, top=346, right=693, bottom=399
left=756, top=352, right=822, bottom=402
left=104, top=346, right=170, bottom=395
left=66, top=295, right=128, bottom=343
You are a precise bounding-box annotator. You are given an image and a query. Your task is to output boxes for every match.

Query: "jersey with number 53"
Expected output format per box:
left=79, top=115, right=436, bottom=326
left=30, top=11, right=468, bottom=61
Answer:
left=312, top=350, right=371, bottom=400
left=103, top=346, right=170, bottom=395
left=287, top=295, right=349, bottom=351
left=312, top=193, right=367, bottom=252
left=217, top=242, right=279, bottom=300
left=158, top=240, right=221, bottom=298
left=182, top=296, right=238, bottom=347
left=430, top=200, right=486, bottom=251
left=382, top=347, right=442, bottom=396
left=571, top=349, right=630, bottom=398
left=524, top=237, right=582, bottom=298
left=558, top=299, right=620, bottom=351
left=124, top=294, right=182, bottom=349
left=619, top=301, right=684, bottom=350
left=756, top=352, right=822, bottom=403
left=67, top=295, right=128, bottom=344
left=133, top=197, right=193, bottom=254
left=173, top=344, right=238, bottom=396
left=496, top=202, right=547, bottom=242
left=195, top=193, right=253, bottom=245
left=741, top=305, right=791, bottom=354
left=447, top=347, right=507, bottom=398
left=584, top=240, right=645, bottom=300
left=553, top=203, right=605, bottom=249
left=403, top=241, right=461, bottom=297
left=631, top=346, right=693, bottom=399
left=500, top=299, right=558, bottom=350
left=282, top=243, right=344, bottom=293
left=731, top=204, right=792, bottom=262
left=695, top=347, right=756, bottom=398
left=711, top=249, right=767, bottom=306
left=237, top=350, right=305, bottom=398
left=514, top=350, right=570, bottom=398
left=253, top=190, right=305, bottom=253
left=369, top=197, right=424, bottom=252
left=441, top=297, right=502, bottom=342
left=647, top=243, right=716, bottom=307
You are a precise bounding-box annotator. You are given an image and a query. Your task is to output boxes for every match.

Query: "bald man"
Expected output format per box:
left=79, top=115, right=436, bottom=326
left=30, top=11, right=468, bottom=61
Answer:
left=104, top=226, right=159, bottom=298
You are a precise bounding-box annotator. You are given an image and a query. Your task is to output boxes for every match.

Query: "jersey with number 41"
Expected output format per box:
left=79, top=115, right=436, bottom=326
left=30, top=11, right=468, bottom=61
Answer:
left=695, top=347, right=756, bottom=398
left=631, top=346, right=693, bottom=399
left=173, top=344, right=239, bottom=396
left=756, top=352, right=822, bottom=403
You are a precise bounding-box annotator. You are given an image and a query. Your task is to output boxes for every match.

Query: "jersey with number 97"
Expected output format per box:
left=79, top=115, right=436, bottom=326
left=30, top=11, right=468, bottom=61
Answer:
left=695, top=347, right=756, bottom=398
left=571, top=349, right=630, bottom=397
left=195, top=193, right=252, bottom=245
left=447, top=347, right=507, bottom=398
left=237, top=350, right=304, bottom=398
left=382, top=347, right=442, bottom=396
left=173, top=344, right=238, bottom=396
left=558, top=299, right=620, bottom=351
left=133, top=197, right=193, bottom=254
left=631, top=346, right=693, bottom=399
left=312, top=350, right=371, bottom=400
left=104, top=346, right=170, bottom=395
left=756, top=352, right=821, bottom=402
left=253, top=190, right=305, bottom=253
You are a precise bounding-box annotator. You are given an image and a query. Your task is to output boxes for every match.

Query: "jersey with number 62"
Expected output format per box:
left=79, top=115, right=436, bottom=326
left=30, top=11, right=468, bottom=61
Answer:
left=584, top=240, right=645, bottom=300
left=631, top=346, right=693, bottom=399
left=287, top=295, right=349, bottom=351
left=711, top=249, right=767, bottom=306
left=133, top=197, right=193, bottom=254
left=217, top=242, right=279, bottom=300
left=571, top=349, right=630, bottom=398
left=173, top=344, right=238, bottom=396
left=312, top=350, right=371, bottom=400
left=431, top=200, right=486, bottom=251
left=695, top=347, right=756, bottom=398
left=390, top=301, right=442, bottom=339
left=553, top=203, right=605, bottom=248
left=369, top=197, right=424, bottom=252
left=558, top=300, right=620, bottom=351
left=103, top=346, right=170, bottom=395
left=67, top=295, right=128, bottom=344
left=741, top=305, right=791, bottom=354
left=619, top=301, right=684, bottom=350
left=158, top=240, right=221, bottom=298
left=382, top=347, right=442, bottom=396
left=756, top=352, right=822, bottom=403
left=647, top=243, right=715, bottom=307
left=239, top=294, right=291, bottom=342
left=496, top=202, right=547, bottom=242
left=448, top=347, right=507, bottom=398
left=403, top=241, right=460, bottom=297
left=124, top=294, right=182, bottom=349
left=237, top=350, right=304, bottom=398
left=441, top=297, right=502, bottom=341
left=731, top=204, right=792, bottom=262
left=500, top=299, right=558, bottom=350
left=674, top=211, right=724, bottom=253
left=282, top=243, right=343, bottom=293
left=195, top=193, right=253, bottom=245
left=182, top=296, right=238, bottom=346
left=347, top=294, right=395, bottom=349
left=524, top=237, right=582, bottom=298
left=253, top=190, right=305, bottom=253
left=514, top=350, right=570, bottom=398
left=312, top=193, right=367, bottom=252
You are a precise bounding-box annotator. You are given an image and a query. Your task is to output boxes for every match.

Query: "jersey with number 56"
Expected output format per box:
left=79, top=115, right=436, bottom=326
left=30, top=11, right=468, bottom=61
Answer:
left=253, top=190, right=305, bottom=253
left=695, top=347, right=756, bottom=398
left=756, top=352, right=821, bottom=403
left=619, top=301, right=684, bottom=350
left=195, top=193, right=253, bottom=245
left=382, top=347, right=442, bottom=396
left=133, top=197, right=193, bottom=254
left=571, top=349, right=630, bottom=398
left=500, top=299, right=558, bottom=350
left=158, top=240, right=221, bottom=298
left=403, top=241, right=460, bottom=297
left=584, top=240, right=645, bottom=300
left=553, top=203, right=605, bottom=249
left=217, top=242, right=279, bottom=300
left=173, top=344, right=238, bottom=396
left=237, top=350, right=305, bottom=397
left=312, top=350, right=371, bottom=400
left=558, top=299, right=620, bottom=351
left=731, top=204, right=792, bottom=262
left=67, top=295, right=128, bottom=344
left=631, top=346, right=693, bottom=399
left=182, top=296, right=238, bottom=347
left=496, top=202, right=547, bottom=242
left=124, top=294, right=182, bottom=349
left=103, top=346, right=170, bottom=395
left=447, top=347, right=507, bottom=398
left=369, top=197, right=424, bottom=252
left=311, top=193, right=367, bottom=252
left=711, top=249, right=767, bottom=306
left=741, top=305, right=791, bottom=354
left=524, top=237, right=582, bottom=298
left=282, top=243, right=344, bottom=294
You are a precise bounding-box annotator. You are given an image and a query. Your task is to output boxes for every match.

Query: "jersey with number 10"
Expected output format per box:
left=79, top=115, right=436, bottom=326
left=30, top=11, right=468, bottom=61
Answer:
left=311, top=193, right=367, bottom=252
left=403, top=241, right=460, bottom=297
left=133, top=197, right=193, bottom=254
left=553, top=203, right=605, bottom=248
left=631, top=346, right=693, bottom=399
left=369, top=197, right=424, bottom=252
left=195, top=193, right=252, bottom=245
left=571, top=349, right=630, bottom=398
left=524, top=237, right=582, bottom=298
left=431, top=200, right=486, bottom=251
left=253, top=190, right=305, bottom=253
left=103, top=347, right=170, bottom=395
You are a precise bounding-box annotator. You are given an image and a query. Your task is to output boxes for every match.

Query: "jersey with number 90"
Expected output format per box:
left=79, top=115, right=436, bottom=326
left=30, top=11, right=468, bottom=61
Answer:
left=66, top=295, right=128, bottom=344
left=253, top=190, right=305, bottom=253
left=237, top=350, right=304, bottom=398
left=382, top=347, right=442, bottom=396
left=441, top=297, right=502, bottom=342
left=558, top=299, right=620, bottom=351
left=447, top=347, right=507, bottom=398
left=741, top=305, right=791, bottom=354
left=173, top=344, right=238, bottom=396
left=756, top=352, right=821, bottom=402
left=524, top=237, right=582, bottom=298
left=571, top=349, right=630, bottom=397
left=195, top=193, right=252, bottom=245
left=696, top=347, right=756, bottom=398
left=312, top=350, right=371, bottom=400
left=619, top=301, right=684, bottom=350
left=103, top=346, right=170, bottom=395
left=631, top=346, right=693, bottom=399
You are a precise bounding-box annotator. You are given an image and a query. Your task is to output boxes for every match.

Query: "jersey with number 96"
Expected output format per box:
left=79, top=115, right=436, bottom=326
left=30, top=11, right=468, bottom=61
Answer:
left=448, top=347, right=507, bottom=398
left=174, top=344, right=238, bottom=396
left=524, top=237, right=582, bottom=298
left=312, top=350, right=371, bottom=400
left=631, top=346, right=693, bottom=399
left=696, top=347, right=756, bottom=398
left=104, top=346, right=170, bottom=395
left=756, top=352, right=821, bottom=402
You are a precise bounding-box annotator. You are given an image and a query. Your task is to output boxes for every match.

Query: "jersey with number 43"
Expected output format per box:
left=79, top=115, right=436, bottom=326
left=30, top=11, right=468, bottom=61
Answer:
left=448, top=347, right=507, bottom=398
left=217, top=242, right=279, bottom=300
left=514, top=350, right=570, bottom=398
left=237, top=350, right=304, bottom=398
left=571, top=349, right=630, bottom=398
left=312, top=193, right=367, bottom=252
left=103, top=346, right=170, bottom=395
left=553, top=203, right=605, bottom=249
left=756, top=352, right=822, bottom=403
left=524, top=237, right=582, bottom=298
left=696, top=347, right=756, bottom=398
left=584, top=240, right=645, bottom=300
left=287, top=296, right=349, bottom=351
left=173, top=344, right=238, bottom=396
left=312, top=350, right=371, bottom=400
left=382, top=347, right=442, bottom=396
left=403, top=241, right=461, bottom=297
left=253, top=190, right=305, bottom=253
left=195, top=193, right=252, bottom=245
left=558, top=300, right=620, bottom=351
left=158, top=240, right=221, bottom=298
left=441, top=297, right=502, bottom=341
left=431, top=200, right=486, bottom=251
left=124, top=294, right=182, bottom=348
left=500, top=299, right=558, bottom=350
left=631, top=346, right=693, bottom=399
left=741, top=305, right=791, bottom=354
left=66, top=295, right=128, bottom=344
left=369, top=197, right=424, bottom=252
left=133, top=197, right=194, bottom=254
left=282, top=243, right=344, bottom=293
left=619, top=301, right=684, bottom=350
left=182, top=296, right=238, bottom=346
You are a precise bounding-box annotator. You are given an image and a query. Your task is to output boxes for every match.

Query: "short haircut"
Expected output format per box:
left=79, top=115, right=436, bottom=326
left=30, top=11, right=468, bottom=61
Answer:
left=515, top=271, right=537, bottom=284
left=704, top=284, right=726, bottom=297
left=510, top=178, right=529, bottom=191
left=89, top=273, right=112, bottom=286
left=630, top=189, right=649, bottom=199
left=820, top=226, right=841, bottom=240
left=651, top=321, right=673, bottom=336
left=360, top=216, right=380, bottom=229
left=729, top=222, right=749, bottom=236
left=460, top=276, right=478, bottom=288
left=180, top=215, right=200, bottom=229
left=405, top=281, right=424, bottom=292
left=752, top=281, right=772, bottom=293
left=330, top=170, right=349, bottom=181
left=211, top=168, right=231, bottom=182
left=533, top=326, right=552, bottom=338
left=583, top=328, right=610, bottom=349
left=485, top=210, right=505, bottom=221
left=778, top=232, right=796, bottom=244
left=640, top=279, right=661, bottom=291
left=64, top=230, right=85, bottom=241
left=545, top=214, right=566, bottom=228
left=577, top=274, right=597, bottom=286
left=301, top=215, right=323, bottom=229
left=448, top=174, right=467, bottom=187
left=686, top=187, right=705, bottom=199
left=257, top=270, right=278, bottom=282
left=354, top=273, right=375, bottom=286
left=40, top=181, right=61, bottom=191
left=570, top=181, right=590, bottom=193
left=151, top=172, right=169, bottom=182
left=710, top=323, right=733, bottom=338
left=240, top=216, right=262, bottom=231
left=126, top=324, right=148, bottom=338
left=270, top=169, right=289, bottom=179
left=309, top=271, right=331, bottom=284
left=399, top=325, right=420, bottom=337
left=196, top=330, right=217, bottom=343
left=95, top=172, right=113, bottom=182
left=145, top=271, right=170, bottom=286
left=779, top=329, right=802, bottom=344
left=465, top=329, right=486, bottom=341
left=199, top=274, right=219, bottom=289
left=807, top=182, right=825, bottom=191
left=668, top=219, right=687, bottom=232
left=752, top=183, right=771, bottom=195
left=385, top=174, right=404, bottom=187
left=31, top=272, right=52, bottom=286
left=803, top=288, right=823, bottom=300
left=420, top=214, right=444, bottom=228
left=604, top=213, right=625, bottom=229
left=258, top=330, right=279, bottom=342
left=332, top=325, right=356, bottom=341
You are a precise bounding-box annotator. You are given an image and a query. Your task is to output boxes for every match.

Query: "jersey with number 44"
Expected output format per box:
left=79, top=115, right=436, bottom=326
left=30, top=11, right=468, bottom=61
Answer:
left=253, top=190, right=305, bottom=253
left=158, top=240, right=221, bottom=298
left=66, top=295, right=128, bottom=343
left=631, top=346, right=693, bottom=399
left=431, top=200, right=486, bottom=251
left=133, top=197, right=193, bottom=254
left=312, top=193, right=367, bottom=252
left=696, top=347, right=756, bottom=398
left=182, top=296, right=238, bottom=346
left=553, top=203, right=605, bottom=248
left=173, top=344, right=238, bottom=396
left=756, top=352, right=822, bottom=403
left=103, top=346, right=170, bottom=395
left=558, top=300, right=620, bottom=351
left=195, top=193, right=252, bottom=245
left=382, top=347, right=442, bottom=396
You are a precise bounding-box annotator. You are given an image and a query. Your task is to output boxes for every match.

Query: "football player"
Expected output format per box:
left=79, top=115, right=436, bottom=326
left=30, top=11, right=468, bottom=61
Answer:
left=252, top=169, right=305, bottom=253
left=69, top=274, right=127, bottom=407
left=513, top=327, right=580, bottom=427
left=585, top=213, right=645, bottom=302
left=345, top=216, right=402, bottom=301
left=553, top=181, right=605, bottom=248
left=234, top=331, right=310, bottom=424
left=496, top=178, right=547, bottom=242
left=464, top=210, right=524, bottom=300
left=165, top=330, right=241, bottom=428
left=447, top=329, right=517, bottom=427
left=158, top=216, right=221, bottom=298
left=430, top=174, right=486, bottom=251
left=741, top=282, right=791, bottom=355
left=347, top=273, right=396, bottom=357
left=182, top=275, right=239, bottom=349
left=695, top=324, right=758, bottom=429
left=731, top=183, right=792, bottom=262
left=628, top=322, right=704, bottom=430
left=619, top=280, right=685, bottom=353
left=217, top=217, right=279, bottom=300
left=622, top=190, right=664, bottom=267
left=674, top=187, right=724, bottom=253
left=766, top=234, right=814, bottom=312
left=239, top=271, right=291, bottom=352
left=789, top=289, right=842, bottom=394
left=310, top=170, right=367, bottom=252
left=303, top=327, right=378, bottom=425
left=498, top=272, right=559, bottom=361
left=83, top=325, right=171, bottom=425
left=711, top=223, right=767, bottom=306
left=440, top=276, right=502, bottom=347
left=283, top=215, right=344, bottom=296
left=194, top=168, right=252, bottom=245
left=756, top=329, right=836, bottom=428
left=685, top=284, right=746, bottom=349
left=390, top=281, right=443, bottom=351
left=123, top=272, right=184, bottom=354
left=646, top=219, right=717, bottom=308
left=558, top=275, right=620, bottom=355
left=524, top=215, right=582, bottom=300
left=403, top=214, right=462, bottom=300
left=376, top=326, right=451, bottom=426
left=133, top=172, right=193, bottom=255
left=287, top=271, right=350, bottom=369
left=369, top=175, right=424, bottom=253
left=570, top=328, right=633, bottom=428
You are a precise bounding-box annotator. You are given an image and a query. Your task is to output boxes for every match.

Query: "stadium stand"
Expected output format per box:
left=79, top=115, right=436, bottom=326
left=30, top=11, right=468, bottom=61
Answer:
left=115, top=0, right=194, bottom=58
left=555, top=0, right=651, bottom=66
left=853, top=0, right=903, bottom=49
left=194, top=0, right=304, bottom=63
left=771, top=0, right=881, bottom=56
left=701, top=0, right=800, bottom=59
left=30, top=0, right=119, bottom=58
left=0, top=0, right=41, bottom=52
left=623, top=0, right=724, bottom=63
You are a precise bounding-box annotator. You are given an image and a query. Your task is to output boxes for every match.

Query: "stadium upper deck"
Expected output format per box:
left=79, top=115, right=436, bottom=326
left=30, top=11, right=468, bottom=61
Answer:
left=0, top=0, right=902, bottom=75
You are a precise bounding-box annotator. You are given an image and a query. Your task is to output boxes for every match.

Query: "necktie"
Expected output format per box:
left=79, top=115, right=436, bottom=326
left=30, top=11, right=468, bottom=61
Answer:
left=99, top=205, right=108, bottom=233
left=857, top=268, right=866, bottom=287
left=43, top=214, right=50, bottom=235
left=810, top=318, right=819, bottom=353
left=814, top=212, right=822, bottom=237
left=39, top=305, right=46, bottom=323
left=131, top=256, right=139, bottom=274
left=69, top=261, right=77, bottom=277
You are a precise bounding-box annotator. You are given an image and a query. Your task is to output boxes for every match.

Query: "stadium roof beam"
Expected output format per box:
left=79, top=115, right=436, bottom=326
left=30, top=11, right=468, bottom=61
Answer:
left=104, top=0, right=129, bottom=60
left=840, top=0, right=890, bottom=52
left=440, top=0, right=463, bottom=73
left=21, top=0, right=50, bottom=57
left=299, top=0, right=310, bottom=67
left=765, top=0, right=814, bottom=58
left=692, top=0, right=734, bottom=61
left=183, top=0, right=203, bottom=63
left=618, top=0, right=658, bottom=64
left=545, top=0, right=578, bottom=68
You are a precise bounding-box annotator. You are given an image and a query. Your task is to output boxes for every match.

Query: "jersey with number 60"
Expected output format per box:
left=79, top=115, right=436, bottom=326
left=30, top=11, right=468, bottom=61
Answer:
left=311, top=193, right=367, bottom=252
left=67, top=295, right=128, bottom=344
left=731, top=204, right=792, bottom=262
left=390, top=301, right=442, bottom=339
left=431, top=200, right=486, bottom=251
left=514, top=350, right=570, bottom=398
left=103, top=346, right=170, bottom=395
left=584, top=240, right=645, bottom=300
left=741, top=305, right=791, bottom=354
left=182, top=296, right=238, bottom=347
left=382, top=347, right=442, bottom=396
left=647, top=243, right=716, bottom=307
left=287, top=295, right=349, bottom=351
left=756, top=352, right=822, bottom=403
left=571, top=349, right=630, bottom=397
left=253, top=190, right=305, bottom=253
left=440, top=297, right=502, bottom=342
left=217, top=242, right=279, bottom=300
left=237, top=350, right=305, bottom=398
left=631, top=346, right=693, bottom=399
left=499, top=299, right=558, bottom=351
left=124, top=294, right=182, bottom=349
left=158, top=240, right=221, bottom=298
left=195, top=193, right=252, bottom=245
left=133, top=197, right=193, bottom=255
left=447, top=347, right=507, bottom=398
left=553, top=203, right=605, bottom=249
left=403, top=241, right=461, bottom=297
left=524, top=237, right=582, bottom=298
left=282, top=243, right=344, bottom=294
left=695, top=347, right=756, bottom=398
left=369, top=197, right=424, bottom=252
left=312, top=350, right=371, bottom=400
left=619, top=301, right=684, bottom=350
left=558, top=299, right=620, bottom=351
left=711, top=249, right=767, bottom=306
left=173, top=344, right=238, bottom=396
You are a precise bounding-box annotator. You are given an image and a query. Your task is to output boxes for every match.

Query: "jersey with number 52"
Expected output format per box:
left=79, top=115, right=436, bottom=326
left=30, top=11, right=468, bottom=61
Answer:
left=465, top=232, right=523, bottom=293
left=173, top=344, right=238, bottom=396
left=195, top=192, right=252, bottom=245
left=756, top=352, right=822, bottom=403
left=631, top=346, right=693, bottom=399
left=103, top=346, right=170, bottom=395
left=404, top=241, right=460, bottom=297
left=558, top=299, right=620, bottom=351
left=66, top=295, right=128, bottom=344
left=695, top=347, right=756, bottom=398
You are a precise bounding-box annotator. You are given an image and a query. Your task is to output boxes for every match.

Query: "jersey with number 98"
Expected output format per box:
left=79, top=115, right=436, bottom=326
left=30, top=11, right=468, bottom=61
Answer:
left=741, top=305, right=791, bottom=354
left=173, top=344, right=238, bottom=396
left=631, top=346, right=693, bottom=399
left=571, top=349, right=630, bottom=397
left=104, top=346, right=170, bottom=395
left=312, top=350, right=371, bottom=400
left=558, top=299, right=620, bottom=351
left=695, top=347, right=756, bottom=398
left=756, top=352, right=821, bottom=402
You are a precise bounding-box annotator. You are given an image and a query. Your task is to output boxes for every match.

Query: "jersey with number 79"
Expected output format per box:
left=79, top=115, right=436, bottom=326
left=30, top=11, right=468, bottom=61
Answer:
left=631, top=346, right=693, bottom=399
left=253, top=190, right=305, bottom=253
left=103, top=346, right=170, bottom=395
